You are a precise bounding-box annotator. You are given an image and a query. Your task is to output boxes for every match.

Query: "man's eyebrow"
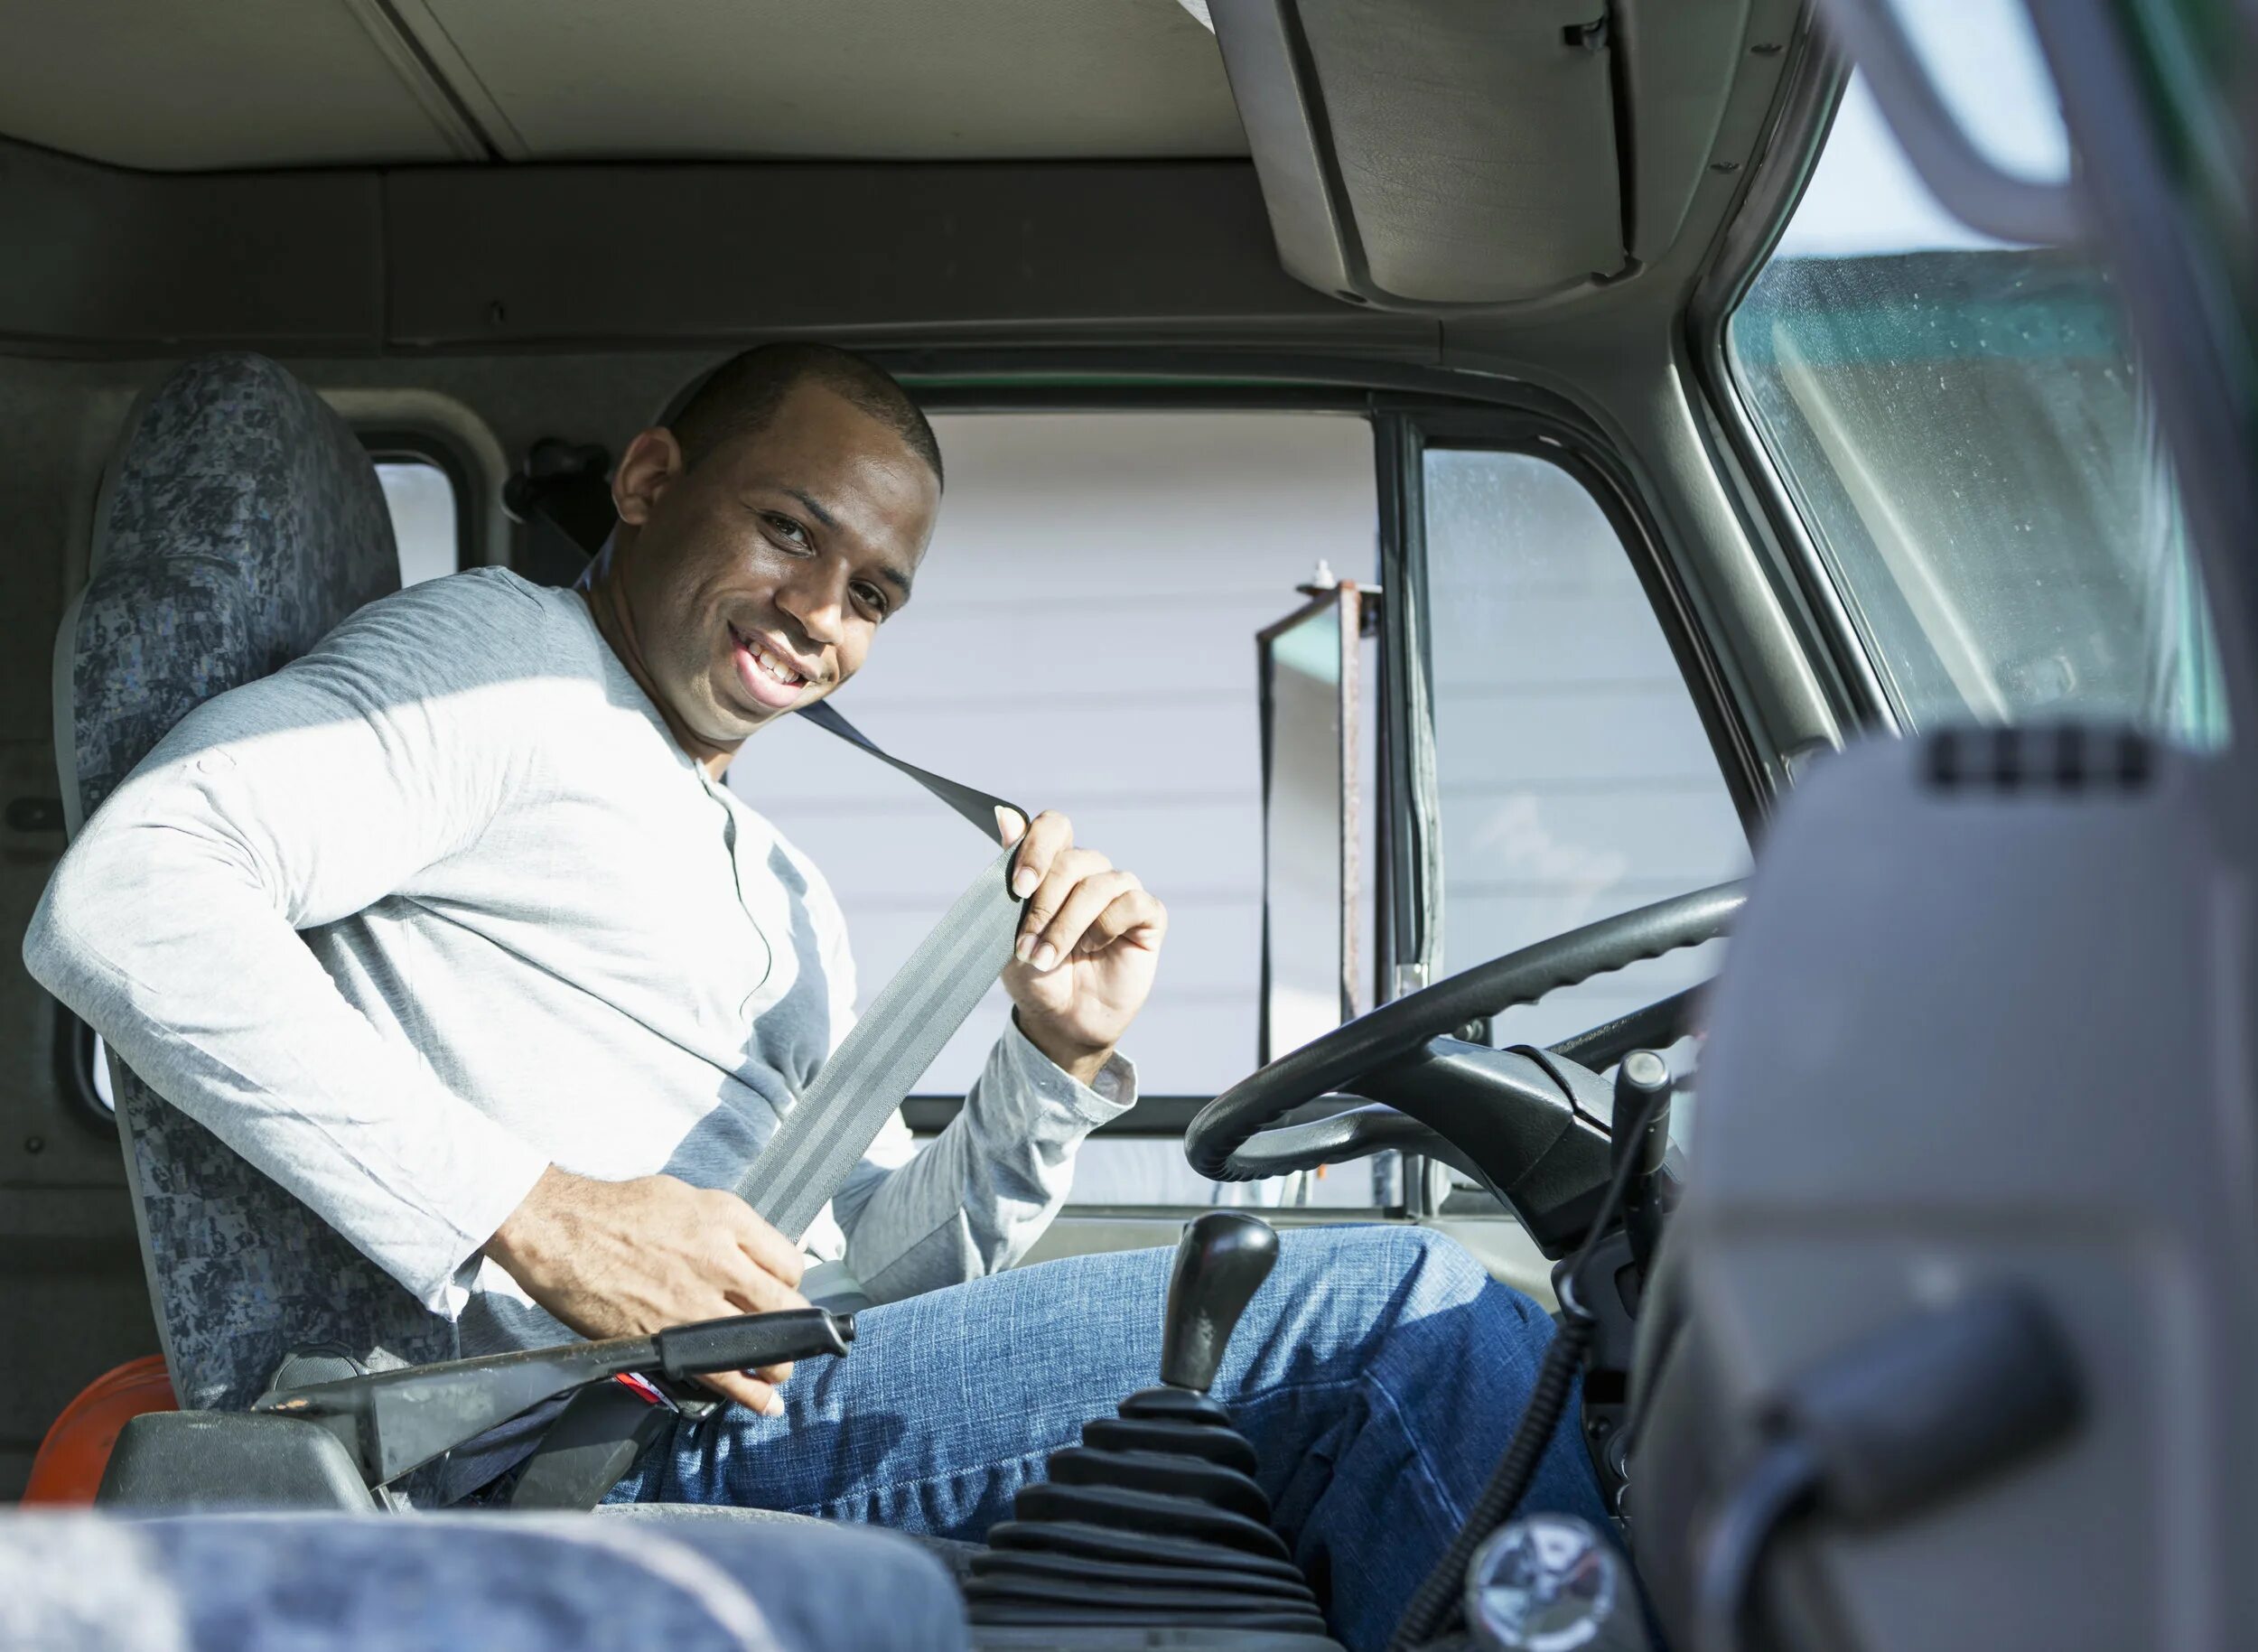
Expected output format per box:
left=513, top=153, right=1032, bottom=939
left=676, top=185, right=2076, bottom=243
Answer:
left=778, top=486, right=840, bottom=533
left=875, top=561, right=915, bottom=602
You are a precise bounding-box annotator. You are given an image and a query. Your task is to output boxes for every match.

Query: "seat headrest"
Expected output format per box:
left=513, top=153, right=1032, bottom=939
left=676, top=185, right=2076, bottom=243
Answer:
left=60, top=351, right=398, bottom=831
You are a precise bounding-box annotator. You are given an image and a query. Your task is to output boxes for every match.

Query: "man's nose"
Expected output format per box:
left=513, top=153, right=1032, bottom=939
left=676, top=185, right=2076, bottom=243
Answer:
left=777, top=564, right=847, bottom=649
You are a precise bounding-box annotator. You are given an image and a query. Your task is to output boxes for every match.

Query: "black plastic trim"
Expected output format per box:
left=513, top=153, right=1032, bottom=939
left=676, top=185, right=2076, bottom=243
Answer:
left=902, top=1096, right=1215, bottom=1138
left=53, top=1000, right=117, bottom=1134
left=1683, top=24, right=1900, bottom=734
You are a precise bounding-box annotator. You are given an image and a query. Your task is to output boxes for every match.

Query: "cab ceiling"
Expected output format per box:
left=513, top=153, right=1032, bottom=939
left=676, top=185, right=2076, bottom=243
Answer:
left=0, top=0, right=1248, bottom=170
left=0, top=0, right=1813, bottom=355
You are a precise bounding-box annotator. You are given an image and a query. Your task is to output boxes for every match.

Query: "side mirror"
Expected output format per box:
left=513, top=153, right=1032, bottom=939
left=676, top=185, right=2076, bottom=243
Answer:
left=1255, top=571, right=1378, bottom=1063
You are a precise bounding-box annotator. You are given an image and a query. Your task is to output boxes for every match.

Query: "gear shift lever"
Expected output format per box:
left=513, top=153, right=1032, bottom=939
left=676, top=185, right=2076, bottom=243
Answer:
left=1160, top=1210, right=1280, bottom=1392
left=966, top=1212, right=1339, bottom=1646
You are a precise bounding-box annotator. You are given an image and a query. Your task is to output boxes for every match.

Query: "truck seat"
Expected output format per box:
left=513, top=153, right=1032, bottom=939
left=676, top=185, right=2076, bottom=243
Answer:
left=53, top=350, right=455, bottom=1415
left=0, top=1507, right=966, bottom=1652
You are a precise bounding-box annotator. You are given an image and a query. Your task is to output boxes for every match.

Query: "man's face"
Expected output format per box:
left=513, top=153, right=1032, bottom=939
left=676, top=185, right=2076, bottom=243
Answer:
left=608, top=382, right=938, bottom=756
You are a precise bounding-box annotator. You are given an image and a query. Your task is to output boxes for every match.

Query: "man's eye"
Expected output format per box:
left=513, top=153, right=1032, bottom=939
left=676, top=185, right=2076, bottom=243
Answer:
left=854, top=583, right=891, bottom=619
left=765, top=513, right=809, bottom=547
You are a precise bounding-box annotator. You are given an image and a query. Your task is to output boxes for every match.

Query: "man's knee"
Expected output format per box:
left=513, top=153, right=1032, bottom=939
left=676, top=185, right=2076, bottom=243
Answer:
left=1270, top=1222, right=1544, bottom=1339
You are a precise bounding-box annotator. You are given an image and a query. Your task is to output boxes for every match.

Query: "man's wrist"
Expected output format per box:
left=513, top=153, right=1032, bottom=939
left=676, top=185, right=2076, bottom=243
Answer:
left=485, top=1162, right=568, bottom=1280
left=1012, top=1011, right=1116, bottom=1088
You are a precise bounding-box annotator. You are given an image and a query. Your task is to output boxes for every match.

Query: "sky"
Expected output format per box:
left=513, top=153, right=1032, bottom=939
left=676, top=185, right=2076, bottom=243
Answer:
left=1777, top=0, right=2071, bottom=257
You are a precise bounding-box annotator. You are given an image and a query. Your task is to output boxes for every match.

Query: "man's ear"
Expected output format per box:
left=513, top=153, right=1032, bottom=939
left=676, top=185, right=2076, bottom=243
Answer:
left=612, top=427, right=686, bottom=527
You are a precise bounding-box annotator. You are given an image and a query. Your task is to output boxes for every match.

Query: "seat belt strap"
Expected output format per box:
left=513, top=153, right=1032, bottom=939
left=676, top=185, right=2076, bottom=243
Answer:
left=736, top=837, right=1024, bottom=1241
left=798, top=699, right=1018, bottom=844
left=735, top=705, right=1029, bottom=1241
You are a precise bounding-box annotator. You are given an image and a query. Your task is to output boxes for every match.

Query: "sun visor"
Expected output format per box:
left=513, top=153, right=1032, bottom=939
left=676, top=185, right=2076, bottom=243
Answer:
left=1209, top=0, right=1749, bottom=310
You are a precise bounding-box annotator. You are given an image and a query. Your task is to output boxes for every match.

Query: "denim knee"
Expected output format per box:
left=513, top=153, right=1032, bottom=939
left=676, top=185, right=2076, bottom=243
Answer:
left=1275, top=1222, right=1545, bottom=1340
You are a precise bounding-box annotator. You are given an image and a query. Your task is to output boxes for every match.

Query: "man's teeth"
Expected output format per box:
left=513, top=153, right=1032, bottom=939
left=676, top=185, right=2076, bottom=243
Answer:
left=750, top=640, right=802, bottom=686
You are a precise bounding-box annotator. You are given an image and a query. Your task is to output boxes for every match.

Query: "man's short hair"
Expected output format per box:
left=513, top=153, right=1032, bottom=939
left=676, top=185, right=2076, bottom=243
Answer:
left=668, top=342, right=943, bottom=489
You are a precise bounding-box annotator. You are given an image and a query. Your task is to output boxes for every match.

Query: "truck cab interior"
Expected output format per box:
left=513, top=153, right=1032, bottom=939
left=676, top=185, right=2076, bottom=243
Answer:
left=4, top=2, right=2254, bottom=1650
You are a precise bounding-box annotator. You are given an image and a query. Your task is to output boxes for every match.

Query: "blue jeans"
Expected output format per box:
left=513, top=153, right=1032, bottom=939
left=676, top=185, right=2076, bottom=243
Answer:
left=612, top=1224, right=1606, bottom=1652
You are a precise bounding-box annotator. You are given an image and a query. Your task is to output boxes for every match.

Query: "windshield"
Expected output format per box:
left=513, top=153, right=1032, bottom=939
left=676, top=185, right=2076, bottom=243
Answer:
left=1726, top=70, right=2227, bottom=746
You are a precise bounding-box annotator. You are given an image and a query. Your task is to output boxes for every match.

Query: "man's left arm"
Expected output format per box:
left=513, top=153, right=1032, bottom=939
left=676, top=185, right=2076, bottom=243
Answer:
left=830, top=811, right=1165, bottom=1301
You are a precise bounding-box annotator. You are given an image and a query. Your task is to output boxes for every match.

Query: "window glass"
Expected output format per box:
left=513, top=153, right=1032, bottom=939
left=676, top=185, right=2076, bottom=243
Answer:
left=374, top=457, right=462, bottom=587
left=739, top=411, right=1378, bottom=1206
left=1726, top=76, right=2225, bottom=745
left=1425, top=451, right=1747, bottom=1055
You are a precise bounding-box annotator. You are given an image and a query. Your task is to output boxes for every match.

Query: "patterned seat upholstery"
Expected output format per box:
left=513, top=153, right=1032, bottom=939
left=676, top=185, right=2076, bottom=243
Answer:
left=55, top=352, right=454, bottom=1412
left=0, top=1509, right=968, bottom=1652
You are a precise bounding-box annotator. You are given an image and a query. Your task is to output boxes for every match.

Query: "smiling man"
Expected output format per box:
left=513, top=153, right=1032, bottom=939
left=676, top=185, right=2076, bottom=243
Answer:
left=26, top=343, right=1600, bottom=1652
left=482, top=350, right=1171, bottom=1398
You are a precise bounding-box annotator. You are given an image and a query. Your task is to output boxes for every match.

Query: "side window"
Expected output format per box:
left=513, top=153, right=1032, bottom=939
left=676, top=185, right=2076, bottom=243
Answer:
left=371, top=454, right=464, bottom=587
left=1424, top=449, right=1747, bottom=1052
left=741, top=411, right=1378, bottom=1206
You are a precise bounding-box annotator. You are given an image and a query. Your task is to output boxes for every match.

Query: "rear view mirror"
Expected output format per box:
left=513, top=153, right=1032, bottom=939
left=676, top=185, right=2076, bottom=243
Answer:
left=1256, top=572, right=1378, bottom=1064
left=1818, top=0, right=2078, bottom=245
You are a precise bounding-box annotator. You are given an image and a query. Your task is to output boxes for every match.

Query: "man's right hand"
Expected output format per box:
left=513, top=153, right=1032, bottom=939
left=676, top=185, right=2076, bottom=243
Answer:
left=486, top=1166, right=808, bottom=1415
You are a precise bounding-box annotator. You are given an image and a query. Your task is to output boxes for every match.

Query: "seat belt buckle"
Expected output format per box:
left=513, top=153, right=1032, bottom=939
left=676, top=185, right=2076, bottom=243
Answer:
left=610, top=1371, right=679, bottom=1412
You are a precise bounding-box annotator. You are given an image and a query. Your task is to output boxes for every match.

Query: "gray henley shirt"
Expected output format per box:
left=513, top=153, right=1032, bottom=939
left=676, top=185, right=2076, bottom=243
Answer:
left=24, top=567, right=1134, bottom=1358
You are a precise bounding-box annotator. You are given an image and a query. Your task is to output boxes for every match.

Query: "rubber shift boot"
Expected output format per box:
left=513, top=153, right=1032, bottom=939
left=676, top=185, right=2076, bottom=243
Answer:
left=966, top=1386, right=1339, bottom=1642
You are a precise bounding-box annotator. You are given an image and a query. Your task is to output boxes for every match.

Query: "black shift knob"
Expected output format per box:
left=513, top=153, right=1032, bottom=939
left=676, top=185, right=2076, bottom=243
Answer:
left=1160, top=1212, right=1280, bottom=1392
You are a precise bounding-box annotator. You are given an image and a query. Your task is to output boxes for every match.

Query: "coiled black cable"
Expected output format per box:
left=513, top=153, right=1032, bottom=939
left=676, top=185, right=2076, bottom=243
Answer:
left=1386, top=1311, right=1595, bottom=1651
left=1386, top=1067, right=1673, bottom=1652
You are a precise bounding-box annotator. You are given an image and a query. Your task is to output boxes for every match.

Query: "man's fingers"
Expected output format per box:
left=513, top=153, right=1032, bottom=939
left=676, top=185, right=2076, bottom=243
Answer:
left=1024, top=869, right=1143, bottom=968
left=716, top=1198, right=807, bottom=1292
left=719, top=1265, right=809, bottom=1320
left=698, top=1370, right=787, bottom=1417
left=1009, top=810, right=1074, bottom=901
left=994, top=805, right=1028, bottom=847
left=501, top=1171, right=817, bottom=1429
left=1015, top=847, right=1106, bottom=966
left=1072, top=887, right=1168, bottom=956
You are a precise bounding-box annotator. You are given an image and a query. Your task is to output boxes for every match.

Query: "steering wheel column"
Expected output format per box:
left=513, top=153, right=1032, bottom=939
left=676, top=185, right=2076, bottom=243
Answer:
left=1185, top=882, right=1742, bottom=1251
left=1231, top=1039, right=1619, bottom=1256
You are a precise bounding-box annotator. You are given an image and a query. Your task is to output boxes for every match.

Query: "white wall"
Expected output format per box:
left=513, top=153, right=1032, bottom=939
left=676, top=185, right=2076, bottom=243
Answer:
left=376, top=459, right=458, bottom=585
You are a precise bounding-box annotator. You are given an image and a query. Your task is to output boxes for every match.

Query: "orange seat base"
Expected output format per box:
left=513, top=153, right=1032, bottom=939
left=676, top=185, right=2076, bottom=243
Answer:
left=23, top=1356, right=176, bottom=1504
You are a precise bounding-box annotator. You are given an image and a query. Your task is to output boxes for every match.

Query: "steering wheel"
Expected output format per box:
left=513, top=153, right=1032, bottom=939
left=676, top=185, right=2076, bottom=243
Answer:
left=1184, top=882, right=1744, bottom=1246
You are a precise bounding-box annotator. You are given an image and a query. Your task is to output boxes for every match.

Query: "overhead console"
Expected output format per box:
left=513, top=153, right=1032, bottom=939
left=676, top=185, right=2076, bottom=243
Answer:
left=1209, top=0, right=1759, bottom=309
